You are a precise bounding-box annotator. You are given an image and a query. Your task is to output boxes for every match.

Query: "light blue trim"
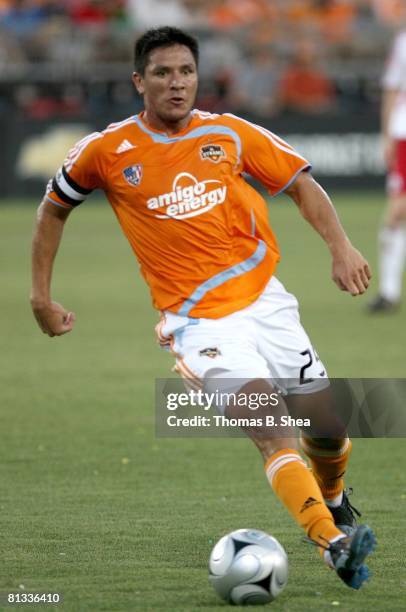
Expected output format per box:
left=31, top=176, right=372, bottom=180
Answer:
left=169, top=316, right=199, bottom=349
left=271, top=164, right=312, bottom=197
left=177, top=240, right=267, bottom=316
left=175, top=328, right=184, bottom=350
left=133, top=116, right=241, bottom=161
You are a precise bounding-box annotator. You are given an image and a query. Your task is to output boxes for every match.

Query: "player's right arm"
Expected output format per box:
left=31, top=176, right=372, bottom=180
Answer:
left=31, top=200, right=75, bottom=337
left=30, top=131, right=103, bottom=337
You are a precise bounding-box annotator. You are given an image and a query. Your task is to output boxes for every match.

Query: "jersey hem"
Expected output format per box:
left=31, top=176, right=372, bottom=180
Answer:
left=161, top=270, right=275, bottom=320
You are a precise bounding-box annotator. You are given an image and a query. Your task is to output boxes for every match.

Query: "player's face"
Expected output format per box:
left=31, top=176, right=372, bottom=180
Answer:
left=133, top=44, right=198, bottom=132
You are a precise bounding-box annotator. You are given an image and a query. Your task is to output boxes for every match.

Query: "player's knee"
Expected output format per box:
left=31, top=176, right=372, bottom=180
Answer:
left=386, top=198, right=406, bottom=225
left=303, top=436, right=347, bottom=450
left=254, top=437, right=300, bottom=462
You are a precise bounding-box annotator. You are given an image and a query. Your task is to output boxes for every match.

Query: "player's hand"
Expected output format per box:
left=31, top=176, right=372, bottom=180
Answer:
left=331, top=244, right=371, bottom=296
left=31, top=300, right=76, bottom=337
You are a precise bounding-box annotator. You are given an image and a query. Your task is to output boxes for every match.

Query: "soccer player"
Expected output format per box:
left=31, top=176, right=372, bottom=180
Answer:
left=369, top=28, right=406, bottom=312
left=30, top=27, right=376, bottom=589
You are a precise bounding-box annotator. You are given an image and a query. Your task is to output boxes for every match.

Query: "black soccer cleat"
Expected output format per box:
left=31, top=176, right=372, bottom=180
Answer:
left=329, top=489, right=361, bottom=536
left=328, top=525, right=377, bottom=589
left=367, top=295, right=399, bottom=314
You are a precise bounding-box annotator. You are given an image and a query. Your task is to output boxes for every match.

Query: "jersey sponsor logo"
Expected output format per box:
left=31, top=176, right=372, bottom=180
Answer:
left=200, top=144, right=225, bottom=163
left=147, top=172, right=227, bottom=220
left=123, top=164, right=143, bottom=186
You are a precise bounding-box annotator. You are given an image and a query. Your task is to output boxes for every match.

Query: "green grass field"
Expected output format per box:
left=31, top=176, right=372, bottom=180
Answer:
left=1, top=193, right=405, bottom=611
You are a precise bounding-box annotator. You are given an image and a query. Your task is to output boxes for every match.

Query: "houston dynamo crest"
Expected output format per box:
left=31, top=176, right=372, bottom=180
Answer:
left=200, top=144, right=225, bottom=163
left=123, top=164, right=143, bottom=186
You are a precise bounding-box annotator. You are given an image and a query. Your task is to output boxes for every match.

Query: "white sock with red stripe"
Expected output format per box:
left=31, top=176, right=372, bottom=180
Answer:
left=379, top=225, right=406, bottom=301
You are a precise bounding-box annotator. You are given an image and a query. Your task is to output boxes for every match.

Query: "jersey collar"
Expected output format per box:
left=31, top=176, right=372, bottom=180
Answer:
left=137, top=111, right=199, bottom=137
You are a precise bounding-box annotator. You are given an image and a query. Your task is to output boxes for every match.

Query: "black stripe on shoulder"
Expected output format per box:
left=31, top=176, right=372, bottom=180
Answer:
left=62, top=166, right=92, bottom=195
left=52, top=177, right=82, bottom=207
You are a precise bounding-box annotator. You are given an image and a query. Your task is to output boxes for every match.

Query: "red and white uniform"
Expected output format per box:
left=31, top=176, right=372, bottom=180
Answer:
left=384, top=30, right=406, bottom=139
left=383, top=30, right=406, bottom=196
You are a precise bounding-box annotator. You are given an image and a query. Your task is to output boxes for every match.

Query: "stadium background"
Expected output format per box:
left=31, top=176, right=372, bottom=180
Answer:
left=0, top=0, right=401, bottom=194
left=1, top=1, right=405, bottom=611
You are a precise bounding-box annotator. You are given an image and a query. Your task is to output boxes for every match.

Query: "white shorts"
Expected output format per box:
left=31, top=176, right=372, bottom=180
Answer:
left=156, top=277, right=329, bottom=396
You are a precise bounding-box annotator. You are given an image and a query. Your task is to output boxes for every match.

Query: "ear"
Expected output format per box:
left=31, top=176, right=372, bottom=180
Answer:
left=132, top=72, right=144, bottom=95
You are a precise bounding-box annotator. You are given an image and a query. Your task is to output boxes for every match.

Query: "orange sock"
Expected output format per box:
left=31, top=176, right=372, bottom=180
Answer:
left=300, top=436, right=352, bottom=501
left=265, top=449, right=343, bottom=546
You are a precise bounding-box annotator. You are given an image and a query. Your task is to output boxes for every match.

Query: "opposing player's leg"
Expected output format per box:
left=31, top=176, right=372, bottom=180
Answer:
left=369, top=202, right=406, bottom=312
left=369, top=142, right=406, bottom=312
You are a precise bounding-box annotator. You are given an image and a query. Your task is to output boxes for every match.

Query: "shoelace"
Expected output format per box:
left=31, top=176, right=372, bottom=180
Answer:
left=302, top=489, right=361, bottom=551
left=302, top=534, right=347, bottom=552
left=344, top=488, right=362, bottom=518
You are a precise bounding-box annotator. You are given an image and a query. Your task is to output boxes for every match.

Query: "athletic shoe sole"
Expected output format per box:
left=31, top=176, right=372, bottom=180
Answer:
left=337, top=525, right=377, bottom=589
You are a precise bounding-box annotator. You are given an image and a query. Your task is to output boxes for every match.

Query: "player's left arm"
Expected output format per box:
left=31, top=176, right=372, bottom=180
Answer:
left=285, top=170, right=371, bottom=296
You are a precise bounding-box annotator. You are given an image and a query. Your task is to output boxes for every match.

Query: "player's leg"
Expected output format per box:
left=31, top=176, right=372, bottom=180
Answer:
left=228, top=379, right=345, bottom=549
left=252, top=277, right=376, bottom=585
left=369, top=140, right=406, bottom=312
left=253, top=277, right=354, bottom=521
left=224, top=380, right=376, bottom=590
left=161, top=309, right=346, bottom=550
left=160, top=302, right=375, bottom=587
left=285, top=390, right=359, bottom=535
left=300, top=437, right=360, bottom=534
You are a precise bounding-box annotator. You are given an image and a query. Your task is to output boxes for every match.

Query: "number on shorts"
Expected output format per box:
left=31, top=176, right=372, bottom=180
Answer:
left=300, top=348, right=315, bottom=385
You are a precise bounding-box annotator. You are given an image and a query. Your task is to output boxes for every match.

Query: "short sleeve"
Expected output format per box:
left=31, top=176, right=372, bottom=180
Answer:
left=45, top=132, right=104, bottom=209
left=224, top=113, right=311, bottom=196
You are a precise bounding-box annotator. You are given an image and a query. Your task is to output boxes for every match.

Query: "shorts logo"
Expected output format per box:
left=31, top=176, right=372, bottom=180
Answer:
left=147, top=172, right=227, bottom=220
left=123, top=164, right=143, bottom=186
left=199, top=347, right=222, bottom=359
left=299, top=497, right=321, bottom=513
left=200, top=144, right=225, bottom=163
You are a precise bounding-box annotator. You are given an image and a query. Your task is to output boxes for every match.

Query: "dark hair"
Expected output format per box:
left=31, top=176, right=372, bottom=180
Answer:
left=134, top=26, right=199, bottom=75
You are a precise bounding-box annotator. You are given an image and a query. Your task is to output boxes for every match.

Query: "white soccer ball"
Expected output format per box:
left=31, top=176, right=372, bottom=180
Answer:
left=209, top=529, right=288, bottom=605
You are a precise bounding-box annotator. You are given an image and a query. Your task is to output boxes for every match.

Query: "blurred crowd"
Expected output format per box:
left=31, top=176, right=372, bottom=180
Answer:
left=0, top=0, right=405, bottom=119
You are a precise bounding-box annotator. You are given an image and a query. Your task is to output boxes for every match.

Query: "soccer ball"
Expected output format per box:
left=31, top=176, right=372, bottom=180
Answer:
left=209, top=529, right=288, bottom=605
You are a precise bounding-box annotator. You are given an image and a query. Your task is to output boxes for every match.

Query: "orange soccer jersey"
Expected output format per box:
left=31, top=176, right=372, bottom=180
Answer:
left=46, top=110, right=310, bottom=318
